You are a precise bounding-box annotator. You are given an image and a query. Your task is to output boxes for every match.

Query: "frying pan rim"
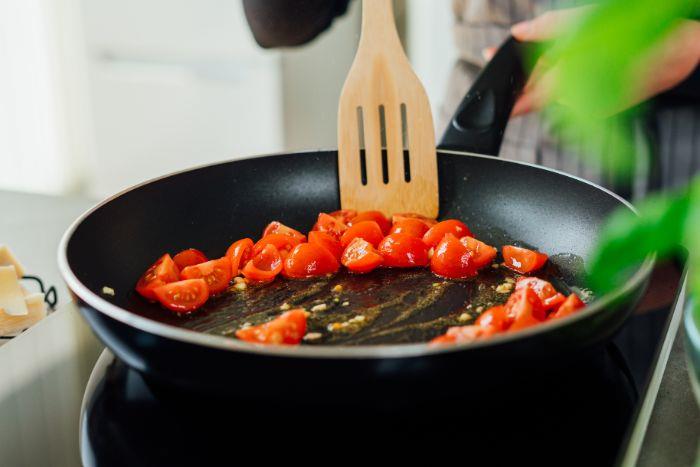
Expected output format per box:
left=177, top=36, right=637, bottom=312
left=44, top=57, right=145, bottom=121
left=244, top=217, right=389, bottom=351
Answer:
left=58, top=149, right=655, bottom=360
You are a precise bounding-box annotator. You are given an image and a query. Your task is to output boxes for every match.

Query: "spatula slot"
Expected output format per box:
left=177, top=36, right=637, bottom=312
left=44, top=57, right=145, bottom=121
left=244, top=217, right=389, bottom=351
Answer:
left=378, top=105, right=389, bottom=184
left=356, top=106, right=368, bottom=186
left=401, top=103, right=411, bottom=182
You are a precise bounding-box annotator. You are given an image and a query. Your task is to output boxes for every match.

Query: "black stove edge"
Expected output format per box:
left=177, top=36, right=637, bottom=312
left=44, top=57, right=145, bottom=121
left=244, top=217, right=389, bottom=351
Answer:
left=617, top=267, right=689, bottom=467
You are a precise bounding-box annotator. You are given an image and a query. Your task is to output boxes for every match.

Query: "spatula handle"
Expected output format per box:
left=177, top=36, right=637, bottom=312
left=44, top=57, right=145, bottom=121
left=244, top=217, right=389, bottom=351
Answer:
left=438, top=36, right=541, bottom=156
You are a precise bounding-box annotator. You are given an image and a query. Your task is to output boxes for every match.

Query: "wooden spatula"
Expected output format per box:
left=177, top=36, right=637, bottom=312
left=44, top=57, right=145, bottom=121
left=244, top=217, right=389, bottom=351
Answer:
left=337, top=0, right=438, bottom=219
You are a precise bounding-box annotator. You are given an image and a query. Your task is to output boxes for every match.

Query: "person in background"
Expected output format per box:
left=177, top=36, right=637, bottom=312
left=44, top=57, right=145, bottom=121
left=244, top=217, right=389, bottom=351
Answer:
left=243, top=0, right=700, bottom=198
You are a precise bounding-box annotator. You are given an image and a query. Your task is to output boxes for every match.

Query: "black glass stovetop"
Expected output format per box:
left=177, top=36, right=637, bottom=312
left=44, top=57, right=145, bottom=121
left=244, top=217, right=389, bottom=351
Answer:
left=80, top=266, right=683, bottom=467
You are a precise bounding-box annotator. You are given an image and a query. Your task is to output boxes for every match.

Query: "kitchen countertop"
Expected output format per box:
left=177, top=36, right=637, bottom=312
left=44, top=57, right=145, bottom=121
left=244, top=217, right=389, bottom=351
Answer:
left=2, top=188, right=699, bottom=465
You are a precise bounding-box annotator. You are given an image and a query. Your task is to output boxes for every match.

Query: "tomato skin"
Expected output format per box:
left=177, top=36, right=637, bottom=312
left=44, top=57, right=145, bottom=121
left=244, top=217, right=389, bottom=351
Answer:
left=262, top=221, right=306, bottom=243
left=348, top=211, right=391, bottom=235
left=312, top=213, right=348, bottom=239
left=377, top=233, right=429, bottom=268
left=502, top=245, right=548, bottom=274
left=253, top=234, right=302, bottom=257
left=475, top=305, right=510, bottom=331
left=391, top=213, right=437, bottom=228
left=226, top=238, right=254, bottom=276
left=235, top=309, right=308, bottom=345
left=308, top=231, right=343, bottom=261
left=341, top=237, right=384, bottom=273
left=340, top=220, right=384, bottom=248
left=136, top=254, right=180, bottom=301
left=180, top=257, right=232, bottom=295
left=422, top=220, right=473, bottom=248
left=172, top=249, right=208, bottom=270
left=429, top=324, right=496, bottom=345
left=549, top=294, right=585, bottom=320
left=242, top=244, right=283, bottom=283
left=515, top=277, right=564, bottom=311
left=153, top=279, right=209, bottom=313
left=329, top=209, right=357, bottom=224
left=389, top=218, right=431, bottom=239
left=506, top=288, right=545, bottom=332
left=283, top=243, right=340, bottom=279
left=460, top=237, right=497, bottom=269
left=430, top=234, right=477, bottom=279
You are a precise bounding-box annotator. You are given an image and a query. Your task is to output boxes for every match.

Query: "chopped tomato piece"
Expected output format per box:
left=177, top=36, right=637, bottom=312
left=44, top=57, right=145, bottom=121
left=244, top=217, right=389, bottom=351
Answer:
left=308, top=231, right=343, bottom=261
left=506, top=288, right=546, bottom=332
left=502, top=245, right=548, bottom=274
left=389, top=218, right=431, bottom=239
left=340, top=220, right=384, bottom=248
left=422, top=219, right=473, bottom=248
left=460, top=236, right=497, bottom=269
left=136, top=254, right=180, bottom=301
left=515, top=277, right=565, bottom=311
left=283, top=243, right=339, bottom=279
left=341, top=237, right=384, bottom=273
left=226, top=238, right=254, bottom=276
left=312, top=213, right=349, bottom=239
left=242, top=244, right=283, bottom=283
left=262, top=221, right=306, bottom=243
left=549, top=294, right=585, bottom=320
left=348, top=211, right=391, bottom=235
left=180, top=257, right=232, bottom=295
left=430, top=324, right=496, bottom=345
left=235, top=309, right=308, bottom=345
left=153, top=279, right=209, bottom=313
left=475, top=305, right=510, bottom=332
left=253, top=234, right=302, bottom=258
left=172, top=249, right=208, bottom=270
left=391, top=213, right=437, bottom=229
left=378, top=233, right=429, bottom=268
left=430, top=234, right=477, bottom=279
left=329, top=209, right=357, bottom=224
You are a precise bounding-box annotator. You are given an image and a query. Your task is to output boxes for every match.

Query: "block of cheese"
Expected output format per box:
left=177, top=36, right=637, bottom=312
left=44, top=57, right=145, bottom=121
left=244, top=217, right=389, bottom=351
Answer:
left=0, top=292, right=46, bottom=336
left=0, top=265, right=28, bottom=316
left=0, top=245, right=25, bottom=278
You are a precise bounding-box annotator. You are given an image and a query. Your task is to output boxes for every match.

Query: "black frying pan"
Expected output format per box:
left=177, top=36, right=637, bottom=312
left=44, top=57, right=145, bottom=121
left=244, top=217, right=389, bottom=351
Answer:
left=59, top=38, right=653, bottom=405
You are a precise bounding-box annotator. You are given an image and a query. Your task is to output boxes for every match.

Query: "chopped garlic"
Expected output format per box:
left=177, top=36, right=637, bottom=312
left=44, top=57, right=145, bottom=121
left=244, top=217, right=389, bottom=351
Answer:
left=458, top=313, right=470, bottom=323
left=233, top=276, right=246, bottom=284
left=102, top=286, right=115, bottom=296
left=491, top=263, right=500, bottom=269
left=341, top=301, right=350, bottom=307
left=279, top=302, right=291, bottom=311
left=495, top=283, right=513, bottom=294
left=234, top=282, right=247, bottom=291
left=332, top=284, right=343, bottom=293
left=303, top=332, right=322, bottom=341
left=311, top=303, right=328, bottom=312
left=476, top=306, right=484, bottom=313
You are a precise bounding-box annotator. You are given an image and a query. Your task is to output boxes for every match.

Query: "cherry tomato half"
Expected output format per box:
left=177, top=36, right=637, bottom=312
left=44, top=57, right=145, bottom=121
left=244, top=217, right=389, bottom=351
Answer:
left=329, top=209, right=358, bottom=224
left=389, top=218, right=431, bottom=239
left=430, top=324, right=496, bottom=345
left=391, top=212, right=437, bottom=228
left=506, top=288, right=545, bottom=332
left=502, top=245, right=548, bottom=274
left=262, top=221, right=306, bottom=243
left=153, top=279, right=209, bottom=313
left=430, top=233, right=477, bottom=279
left=378, top=233, right=429, bottom=268
left=136, top=254, right=180, bottom=301
left=515, top=277, right=565, bottom=311
left=172, top=249, right=208, bottom=270
left=475, top=305, right=510, bottom=332
left=312, top=213, right=349, bottom=239
left=340, top=220, right=384, bottom=248
left=348, top=211, right=391, bottom=235
left=235, top=309, right=308, bottom=345
left=549, top=294, right=585, bottom=320
left=226, top=238, right=254, bottom=276
left=180, top=257, right=232, bottom=295
left=253, top=234, right=302, bottom=258
left=460, top=236, right=497, bottom=269
left=283, top=243, right=339, bottom=279
left=308, top=231, right=343, bottom=261
left=242, top=244, right=283, bottom=283
left=341, top=237, right=384, bottom=273
left=422, top=219, right=473, bottom=248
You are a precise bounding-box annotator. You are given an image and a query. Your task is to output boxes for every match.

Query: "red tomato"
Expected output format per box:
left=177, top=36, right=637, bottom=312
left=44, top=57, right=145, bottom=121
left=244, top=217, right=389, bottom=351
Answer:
left=253, top=234, right=302, bottom=258
left=515, top=277, right=565, bottom=311
left=262, top=221, right=306, bottom=243
left=378, top=233, right=429, bottom=268
left=341, top=237, right=384, bottom=273
left=422, top=220, right=473, bottom=248
left=549, top=294, right=585, bottom=320
left=136, top=254, right=180, bottom=301
left=235, top=309, right=308, bottom=345
left=153, top=279, right=209, bottom=313
left=475, top=305, right=510, bottom=331
left=391, top=212, right=437, bottom=227
left=506, top=288, right=545, bottom=332
left=172, top=249, right=208, bottom=270
left=348, top=211, right=391, bottom=235
left=312, top=213, right=348, bottom=239
left=340, top=220, right=384, bottom=248
left=308, top=231, right=343, bottom=261
left=460, top=236, right=497, bottom=269
left=225, top=238, right=254, bottom=276
left=502, top=245, right=548, bottom=274
left=389, top=218, right=431, bottom=239
left=283, top=243, right=339, bottom=279
left=180, top=257, right=232, bottom=295
left=429, top=324, right=496, bottom=345
left=430, top=234, right=477, bottom=279
left=242, top=244, right=283, bottom=283
left=329, top=209, right=357, bottom=224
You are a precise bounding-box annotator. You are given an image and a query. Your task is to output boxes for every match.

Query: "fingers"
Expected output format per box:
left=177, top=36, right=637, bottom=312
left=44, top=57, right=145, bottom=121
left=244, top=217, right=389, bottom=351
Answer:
left=482, top=47, right=497, bottom=62
left=511, top=68, right=556, bottom=117
left=510, top=6, right=593, bottom=42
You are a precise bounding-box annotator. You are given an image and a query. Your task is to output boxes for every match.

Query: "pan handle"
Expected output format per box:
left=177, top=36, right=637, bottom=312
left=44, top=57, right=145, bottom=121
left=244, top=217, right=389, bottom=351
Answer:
left=437, top=36, right=540, bottom=156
